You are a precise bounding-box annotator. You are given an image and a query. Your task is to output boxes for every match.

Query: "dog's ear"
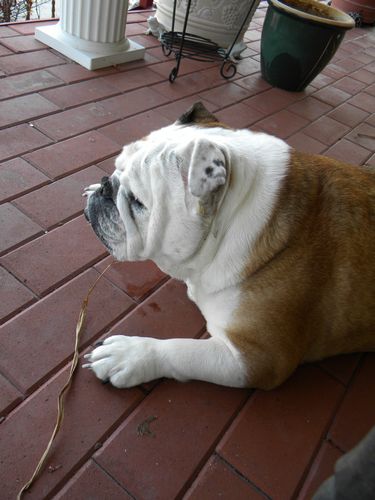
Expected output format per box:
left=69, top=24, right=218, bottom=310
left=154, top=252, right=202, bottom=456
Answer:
left=187, top=138, right=229, bottom=200
left=177, top=101, right=219, bottom=126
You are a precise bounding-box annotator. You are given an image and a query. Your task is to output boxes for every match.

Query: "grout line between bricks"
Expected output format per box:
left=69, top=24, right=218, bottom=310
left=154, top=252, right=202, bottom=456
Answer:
left=91, top=459, right=138, bottom=499
left=293, top=355, right=365, bottom=497
left=214, top=452, right=272, bottom=500
left=0, top=364, right=26, bottom=397
left=178, top=389, right=254, bottom=499
left=43, top=392, right=145, bottom=500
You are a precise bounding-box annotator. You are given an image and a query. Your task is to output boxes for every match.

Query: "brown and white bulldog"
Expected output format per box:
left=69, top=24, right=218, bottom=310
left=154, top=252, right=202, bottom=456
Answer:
left=83, top=102, right=375, bottom=390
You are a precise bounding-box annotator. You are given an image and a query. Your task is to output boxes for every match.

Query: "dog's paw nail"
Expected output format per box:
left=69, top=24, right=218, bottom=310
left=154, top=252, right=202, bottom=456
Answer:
left=94, top=340, right=104, bottom=347
left=83, top=353, right=91, bottom=360
left=101, top=378, right=110, bottom=385
left=82, top=363, right=91, bottom=369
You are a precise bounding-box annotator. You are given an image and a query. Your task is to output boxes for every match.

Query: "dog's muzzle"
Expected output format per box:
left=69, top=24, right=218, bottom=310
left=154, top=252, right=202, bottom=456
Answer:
left=84, top=175, right=124, bottom=254
left=84, top=176, right=119, bottom=223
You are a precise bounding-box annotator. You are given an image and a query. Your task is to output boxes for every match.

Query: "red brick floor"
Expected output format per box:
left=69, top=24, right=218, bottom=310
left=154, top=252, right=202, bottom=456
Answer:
left=0, top=6, right=374, bottom=500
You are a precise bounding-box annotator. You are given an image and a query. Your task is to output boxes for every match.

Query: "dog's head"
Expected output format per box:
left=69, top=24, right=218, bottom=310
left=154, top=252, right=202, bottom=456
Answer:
left=85, top=103, right=232, bottom=274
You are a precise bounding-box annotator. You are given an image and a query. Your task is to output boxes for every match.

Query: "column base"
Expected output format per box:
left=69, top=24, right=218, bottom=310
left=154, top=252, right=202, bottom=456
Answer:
left=35, top=24, right=145, bottom=70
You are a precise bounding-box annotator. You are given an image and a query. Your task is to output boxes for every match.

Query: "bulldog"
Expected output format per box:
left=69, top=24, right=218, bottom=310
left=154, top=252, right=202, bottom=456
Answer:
left=83, top=102, right=375, bottom=390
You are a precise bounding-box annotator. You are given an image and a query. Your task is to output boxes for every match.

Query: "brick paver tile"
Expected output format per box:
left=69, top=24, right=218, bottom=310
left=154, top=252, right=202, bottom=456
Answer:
left=236, top=58, right=260, bottom=77
left=351, top=68, right=375, bottom=84
left=354, top=52, right=374, bottom=65
left=152, top=70, right=223, bottom=101
left=215, top=102, right=265, bottom=128
left=313, top=86, right=351, bottom=107
left=0, top=268, right=134, bottom=392
left=130, top=34, right=161, bottom=49
left=47, top=62, right=117, bottom=83
left=302, top=116, right=350, bottom=146
left=0, top=372, right=23, bottom=417
left=10, top=20, right=58, bottom=35
left=309, top=73, right=334, bottom=89
left=23, top=131, right=120, bottom=179
left=0, top=203, right=43, bottom=255
left=0, top=123, right=51, bottom=162
left=107, top=279, right=205, bottom=341
left=288, top=96, right=333, bottom=121
left=333, top=76, right=367, bottom=95
left=0, top=70, right=63, bottom=100
left=333, top=57, right=364, bottom=73
left=0, top=157, right=49, bottom=203
left=33, top=101, right=124, bottom=141
left=321, top=65, right=348, bottom=82
left=287, top=132, right=327, bottom=155
left=244, top=88, right=306, bottom=116
left=0, top=26, right=18, bottom=38
left=102, top=67, right=164, bottom=92
left=125, top=22, right=148, bottom=36
left=366, top=153, right=375, bottom=167
left=328, top=102, right=369, bottom=128
left=235, top=74, right=271, bottom=95
left=345, top=122, right=375, bottom=151
left=96, top=156, right=118, bottom=175
left=0, top=93, right=59, bottom=128
left=0, top=35, right=45, bottom=52
left=0, top=266, right=35, bottom=323
left=185, top=454, right=264, bottom=500
left=318, top=354, right=361, bottom=386
left=217, top=366, right=344, bottom=499
left=0, top=362, right=143, bottom=500
left=366, top=83, right=375, bottom=96
left=153, top=58, right=217, bottom=79
left=95, top=257, right=167, bottom=302
left=0, top=49, right=65, bottom=75
left=198, top=83, right=251, bottom=107
left=297, top=441, right=343, bottom=500
left=55, top=460, right=133, bottom=500
left=40, top=78, right=120, bottom=109
left=328, top=354, right=375, bottom=452
left=257, top=110, right=309, bottom=139
left=95, top=380, right=249, bottom=499
left=14, top=166, right=107, bottom=229
left=0, top=44, right=12, bottom=56
left=245, top=30, right=262, bottom=42
left=348, top=91, right=375, bottom=113
left=99, top=109, right=170, bottom=146
left=324, top=139, right=372, bottom=165
left=35, top=88, right=169, bottom=141
left=1, top=215, right=107, bottom=296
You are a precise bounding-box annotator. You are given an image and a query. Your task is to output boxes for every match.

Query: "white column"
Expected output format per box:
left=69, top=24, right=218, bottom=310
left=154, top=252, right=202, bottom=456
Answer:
left=35, top=0, right=144, bottom=70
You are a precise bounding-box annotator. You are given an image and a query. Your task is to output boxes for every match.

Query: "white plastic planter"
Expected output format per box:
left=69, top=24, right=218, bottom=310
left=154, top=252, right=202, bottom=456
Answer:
left=152, top=0, right=260, bottom=50
left=35, top=0, right=145, bottom=70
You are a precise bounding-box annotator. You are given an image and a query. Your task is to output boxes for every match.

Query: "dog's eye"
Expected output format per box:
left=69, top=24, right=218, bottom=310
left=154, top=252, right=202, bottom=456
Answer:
left=128, top=192, right=145, bottom=212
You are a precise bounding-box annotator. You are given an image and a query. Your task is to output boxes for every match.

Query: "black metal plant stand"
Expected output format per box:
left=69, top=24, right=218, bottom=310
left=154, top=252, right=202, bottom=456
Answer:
left=160, top=0, right=260, bottom=83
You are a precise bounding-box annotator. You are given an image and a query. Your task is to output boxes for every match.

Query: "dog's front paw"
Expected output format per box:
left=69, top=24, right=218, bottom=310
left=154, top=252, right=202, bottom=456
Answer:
left=83, top=335, right=160, bottom=388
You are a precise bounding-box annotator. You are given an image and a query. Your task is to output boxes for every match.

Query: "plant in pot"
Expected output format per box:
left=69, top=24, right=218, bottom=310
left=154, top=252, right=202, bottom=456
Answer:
left=260, top=0, right=355, bottom=92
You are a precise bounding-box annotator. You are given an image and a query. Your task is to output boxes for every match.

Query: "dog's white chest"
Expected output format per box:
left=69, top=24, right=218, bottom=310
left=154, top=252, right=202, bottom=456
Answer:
left=186, top=279, right=240, bottom=339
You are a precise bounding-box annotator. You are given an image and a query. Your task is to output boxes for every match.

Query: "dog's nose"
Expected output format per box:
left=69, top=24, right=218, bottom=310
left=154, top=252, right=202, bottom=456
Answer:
left=100, top=176, right=112, bottom=199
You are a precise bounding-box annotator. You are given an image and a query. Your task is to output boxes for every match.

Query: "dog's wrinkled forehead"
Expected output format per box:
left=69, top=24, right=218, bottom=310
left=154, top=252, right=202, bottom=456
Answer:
left=115, top=136, right=177, bottom=178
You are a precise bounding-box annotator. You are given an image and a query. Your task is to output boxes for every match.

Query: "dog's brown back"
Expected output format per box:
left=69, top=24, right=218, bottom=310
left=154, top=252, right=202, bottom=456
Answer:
left=228, top=151, right=375, bottom=389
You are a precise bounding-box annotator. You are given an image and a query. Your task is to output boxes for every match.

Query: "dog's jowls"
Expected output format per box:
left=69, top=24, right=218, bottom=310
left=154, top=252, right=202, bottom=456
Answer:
left=83, top=102, right=375, bottom=390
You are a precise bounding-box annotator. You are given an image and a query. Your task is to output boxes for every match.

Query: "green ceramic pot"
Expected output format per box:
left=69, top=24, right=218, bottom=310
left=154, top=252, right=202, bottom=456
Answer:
left=261, top=0, right=355, bottom=91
